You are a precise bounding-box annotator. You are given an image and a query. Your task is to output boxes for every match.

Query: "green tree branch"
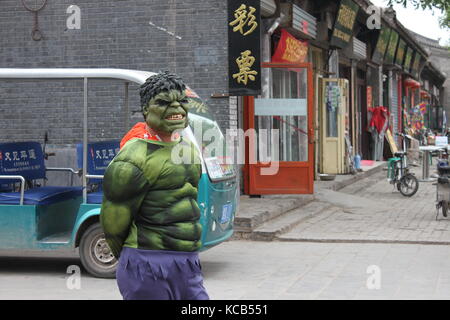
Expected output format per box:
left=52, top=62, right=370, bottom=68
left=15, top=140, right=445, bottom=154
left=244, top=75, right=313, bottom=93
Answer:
left=386, top=0, right=449, bottom=28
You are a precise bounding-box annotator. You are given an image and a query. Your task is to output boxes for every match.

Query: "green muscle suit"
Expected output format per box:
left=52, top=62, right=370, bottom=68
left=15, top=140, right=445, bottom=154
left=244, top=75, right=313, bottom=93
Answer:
left=100, top=135, right=203, bottom=258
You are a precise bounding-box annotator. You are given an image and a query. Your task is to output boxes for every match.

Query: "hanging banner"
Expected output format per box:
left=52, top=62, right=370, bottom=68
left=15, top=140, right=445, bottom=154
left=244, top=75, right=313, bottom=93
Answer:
left=384, top=30, right=399, bottom=65
left=419, top=102, right=427, bottom=115
left=228, top=0, right=261, bottom=96
left=395, top=38, right=406, bottom=67
left=403, top=47, right=413, bottom=73
left=330, top=0, right=359, bottom=49
left=367, top=86, right=373, bottom=110
left=271, top=29, right=308, bottom=64
left=411, top=52, right=422, bottom=78
left=372, top=26, right=391, bottom=64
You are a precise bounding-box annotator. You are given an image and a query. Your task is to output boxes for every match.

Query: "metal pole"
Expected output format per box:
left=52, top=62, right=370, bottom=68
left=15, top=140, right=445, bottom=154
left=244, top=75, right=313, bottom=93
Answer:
left=83, top=78, right=88, bottom=203
left=422, top=150, right=430, bottom=180
left=125, top=82, right=129, bottom=130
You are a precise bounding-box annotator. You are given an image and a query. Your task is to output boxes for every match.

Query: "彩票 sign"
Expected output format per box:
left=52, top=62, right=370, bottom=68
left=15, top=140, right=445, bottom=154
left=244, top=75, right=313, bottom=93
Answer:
left=228, top=0, right=261, bottom=96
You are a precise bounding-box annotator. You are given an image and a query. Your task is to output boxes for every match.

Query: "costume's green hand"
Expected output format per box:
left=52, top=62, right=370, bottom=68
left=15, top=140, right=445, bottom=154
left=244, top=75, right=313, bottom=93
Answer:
left=100, top=201, right=133, bottom=258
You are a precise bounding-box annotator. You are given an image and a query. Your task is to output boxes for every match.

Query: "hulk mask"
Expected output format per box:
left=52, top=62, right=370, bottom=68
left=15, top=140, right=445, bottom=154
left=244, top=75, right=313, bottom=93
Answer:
left=140, top=71, right=189, bottom=135
left=143, top=89, right=189, bottom=134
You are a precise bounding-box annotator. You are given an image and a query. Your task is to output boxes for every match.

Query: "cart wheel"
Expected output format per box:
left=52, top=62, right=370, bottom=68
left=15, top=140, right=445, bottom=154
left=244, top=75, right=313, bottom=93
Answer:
left=443, top=201, right=448, bottom=217
left=79, top=223, right=117, bottom=278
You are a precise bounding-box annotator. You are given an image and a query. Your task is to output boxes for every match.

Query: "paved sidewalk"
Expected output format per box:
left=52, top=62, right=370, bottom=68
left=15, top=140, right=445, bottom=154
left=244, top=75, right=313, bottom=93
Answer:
left=280, top=165, right=450, bottom=244
left=202, top=241, right=450, bottom=300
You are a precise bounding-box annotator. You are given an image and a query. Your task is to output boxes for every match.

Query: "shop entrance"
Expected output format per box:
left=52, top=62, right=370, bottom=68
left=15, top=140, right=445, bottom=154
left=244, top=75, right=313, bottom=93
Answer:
left=319, top=78, right=349, bottom=174
left=243, top=63, right=314, bottom=194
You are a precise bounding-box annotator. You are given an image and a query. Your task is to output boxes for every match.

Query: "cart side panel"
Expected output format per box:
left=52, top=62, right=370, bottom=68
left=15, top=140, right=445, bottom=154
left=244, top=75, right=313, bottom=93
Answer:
left=0, top=205, right=37, bottom=249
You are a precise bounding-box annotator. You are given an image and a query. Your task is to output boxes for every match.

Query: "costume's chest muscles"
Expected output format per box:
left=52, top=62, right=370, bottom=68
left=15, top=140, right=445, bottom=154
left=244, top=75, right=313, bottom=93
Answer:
left=136, top=144, right=201, bottom=246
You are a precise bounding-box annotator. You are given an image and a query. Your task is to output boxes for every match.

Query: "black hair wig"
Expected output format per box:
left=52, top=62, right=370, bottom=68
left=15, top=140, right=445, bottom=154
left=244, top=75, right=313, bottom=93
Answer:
left=140, top=71, right=186, bottom=112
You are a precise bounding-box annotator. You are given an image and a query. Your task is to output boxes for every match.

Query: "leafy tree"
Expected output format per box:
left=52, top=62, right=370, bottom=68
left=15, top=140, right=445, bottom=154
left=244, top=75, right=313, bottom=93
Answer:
left=386, top=0, right=449, bottom=28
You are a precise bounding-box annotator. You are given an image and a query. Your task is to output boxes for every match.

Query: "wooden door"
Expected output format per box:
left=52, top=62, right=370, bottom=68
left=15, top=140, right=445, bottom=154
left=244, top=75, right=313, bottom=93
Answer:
left=244, top=63, right=314, bottom=194
left=319, top=78, right=348, bottom=174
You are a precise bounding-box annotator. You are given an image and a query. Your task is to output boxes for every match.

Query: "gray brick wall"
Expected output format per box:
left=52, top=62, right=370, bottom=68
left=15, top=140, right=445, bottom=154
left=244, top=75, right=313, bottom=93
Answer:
left=0, top=0, right=230, bottom=145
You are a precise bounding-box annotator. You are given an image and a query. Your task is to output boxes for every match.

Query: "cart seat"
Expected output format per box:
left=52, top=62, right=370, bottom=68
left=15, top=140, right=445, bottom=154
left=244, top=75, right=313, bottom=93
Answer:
left=0, top=186, right=82, bottom=205
left=76, top=141, right=119, bottom=204
left=87, top=191, right=103, bottom=204
left=0, top=141, right=82, bottom=205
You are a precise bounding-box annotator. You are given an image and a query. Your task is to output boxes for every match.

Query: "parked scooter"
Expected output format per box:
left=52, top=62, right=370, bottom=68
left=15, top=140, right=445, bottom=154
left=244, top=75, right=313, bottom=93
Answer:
left=435, top=155, right=450, bottom=219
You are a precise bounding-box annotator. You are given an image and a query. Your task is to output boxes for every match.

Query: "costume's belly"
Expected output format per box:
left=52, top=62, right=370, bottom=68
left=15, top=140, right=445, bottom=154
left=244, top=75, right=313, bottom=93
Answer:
left=132, top=182, right=202, bottom=251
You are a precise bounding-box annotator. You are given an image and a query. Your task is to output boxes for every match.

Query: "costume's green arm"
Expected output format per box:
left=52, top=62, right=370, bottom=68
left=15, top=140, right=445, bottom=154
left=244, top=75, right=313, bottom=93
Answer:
left=100, top=160, right=148, bottom=258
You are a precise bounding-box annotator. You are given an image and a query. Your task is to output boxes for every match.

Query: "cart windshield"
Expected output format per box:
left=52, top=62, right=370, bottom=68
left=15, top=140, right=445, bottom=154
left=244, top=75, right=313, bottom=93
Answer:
left=186, top=90, right=235, bottom=182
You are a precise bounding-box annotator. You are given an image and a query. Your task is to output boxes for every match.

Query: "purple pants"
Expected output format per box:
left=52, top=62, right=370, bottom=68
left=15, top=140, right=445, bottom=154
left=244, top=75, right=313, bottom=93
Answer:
left=116, top=247, right=209, bottom=300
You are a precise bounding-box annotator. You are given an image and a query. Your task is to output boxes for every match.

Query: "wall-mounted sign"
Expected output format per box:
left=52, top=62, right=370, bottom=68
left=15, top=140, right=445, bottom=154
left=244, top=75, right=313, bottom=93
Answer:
left=403, top=47, right=413, bottom=73
left=228, top=0, right=261, bottom=96
left=395, top=38, right=406, bottom=67
left=384, top=30, right=399, bottom=65
left=411, top=52, right=422, bottom=78
left=367, top=86, right=373, bottom=109
left=272, top=29, right=308, bottom=64
left=330, top=0, right=359, bottom=49
left=372, top=26, right=391, bottom=64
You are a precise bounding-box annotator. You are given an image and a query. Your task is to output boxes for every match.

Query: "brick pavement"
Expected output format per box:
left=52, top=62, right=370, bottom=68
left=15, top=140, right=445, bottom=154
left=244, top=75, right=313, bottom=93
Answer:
left=201, top=241, right=450, bottom=300
left=3, top=240, right=450, bottom=299
left=279, top=165, right=450, bottom=244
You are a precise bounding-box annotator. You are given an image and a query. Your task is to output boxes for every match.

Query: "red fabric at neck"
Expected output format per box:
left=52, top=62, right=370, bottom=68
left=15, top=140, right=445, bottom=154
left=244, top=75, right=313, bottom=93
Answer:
left=120, top=122, right=159, bottom=149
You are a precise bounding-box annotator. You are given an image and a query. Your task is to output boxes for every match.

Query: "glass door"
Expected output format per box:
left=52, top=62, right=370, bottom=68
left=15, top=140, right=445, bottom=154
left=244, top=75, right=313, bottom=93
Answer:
left=244, top=63, right=314, bottom=194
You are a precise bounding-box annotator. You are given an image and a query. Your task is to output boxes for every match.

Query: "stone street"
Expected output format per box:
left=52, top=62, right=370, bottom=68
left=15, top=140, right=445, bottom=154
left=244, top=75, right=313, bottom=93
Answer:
left=2, top=166, right=450, bottom=300
left=2, top=240, right=450, bottom=300
left=280, top=166, right=450, bottom=244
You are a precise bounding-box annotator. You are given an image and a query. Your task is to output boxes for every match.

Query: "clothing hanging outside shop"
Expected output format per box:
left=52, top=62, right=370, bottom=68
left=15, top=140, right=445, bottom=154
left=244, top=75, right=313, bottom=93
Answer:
left=368, top=106, right=390, bottom=161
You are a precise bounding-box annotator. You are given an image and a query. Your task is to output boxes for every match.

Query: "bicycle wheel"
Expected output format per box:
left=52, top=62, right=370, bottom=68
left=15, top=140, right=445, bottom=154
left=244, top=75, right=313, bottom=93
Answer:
left=399, top=174, right=419, bottom=197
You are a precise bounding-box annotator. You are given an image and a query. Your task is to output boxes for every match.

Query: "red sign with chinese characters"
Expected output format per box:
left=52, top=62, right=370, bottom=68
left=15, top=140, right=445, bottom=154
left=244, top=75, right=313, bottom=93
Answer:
left=272, top=29, right=308, bottom=64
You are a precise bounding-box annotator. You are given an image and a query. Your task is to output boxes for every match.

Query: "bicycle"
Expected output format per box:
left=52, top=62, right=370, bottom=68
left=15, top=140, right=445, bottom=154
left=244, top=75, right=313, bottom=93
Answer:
left=387, top=133, right=419, bottom=197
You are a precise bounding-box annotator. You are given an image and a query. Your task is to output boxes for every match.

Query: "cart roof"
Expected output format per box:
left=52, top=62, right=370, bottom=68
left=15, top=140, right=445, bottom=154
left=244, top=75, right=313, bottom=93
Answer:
left=0, top=68, right=155, bottom=85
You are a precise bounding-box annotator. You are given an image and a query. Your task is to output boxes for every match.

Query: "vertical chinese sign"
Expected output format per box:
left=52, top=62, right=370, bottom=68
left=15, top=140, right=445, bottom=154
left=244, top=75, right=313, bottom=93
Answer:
left=372, top=26, right=391, bottom=64
left=384, top=30, right=399, bottom=65
left=403, top=47, right=413, bottom=73
left=410, top=52, right=422, bottom=78
left=395, top=38, right=406, bottom=67
left=330, top=0, right=359, bottom=49
left=228, top=0, right=261, bottom=96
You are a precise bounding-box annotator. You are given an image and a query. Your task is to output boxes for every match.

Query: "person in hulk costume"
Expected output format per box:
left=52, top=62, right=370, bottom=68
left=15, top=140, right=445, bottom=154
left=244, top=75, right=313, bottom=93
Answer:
left=100, top=71, right=209, bottom=300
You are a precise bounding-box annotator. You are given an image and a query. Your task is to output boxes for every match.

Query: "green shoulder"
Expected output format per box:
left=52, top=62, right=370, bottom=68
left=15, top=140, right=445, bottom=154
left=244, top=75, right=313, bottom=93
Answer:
left=104, top=139, right=171, bottom=198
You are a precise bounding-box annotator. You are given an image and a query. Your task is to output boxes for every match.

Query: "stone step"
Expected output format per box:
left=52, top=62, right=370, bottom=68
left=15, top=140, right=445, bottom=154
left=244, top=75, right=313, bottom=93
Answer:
left=234, top=194, right=315, bottom=233
left=239, top=201, right=332, bottom=241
